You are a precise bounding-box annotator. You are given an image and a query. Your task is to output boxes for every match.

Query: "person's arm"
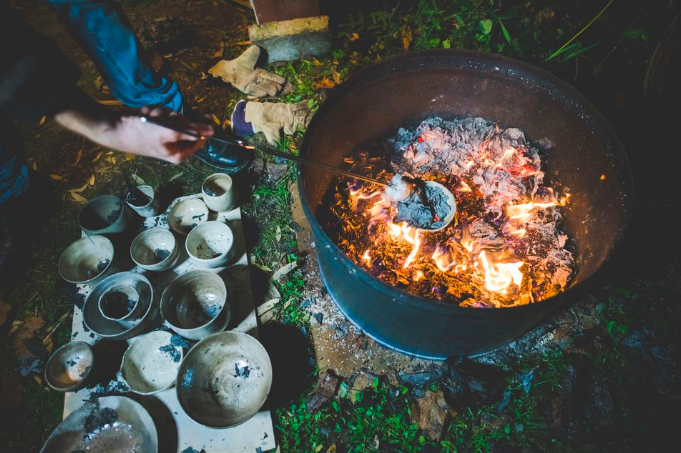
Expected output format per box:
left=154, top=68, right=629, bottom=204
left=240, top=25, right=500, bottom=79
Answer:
left=1, top=4, right=211, bottom=163
left=54, top=94, right=212, bottom=164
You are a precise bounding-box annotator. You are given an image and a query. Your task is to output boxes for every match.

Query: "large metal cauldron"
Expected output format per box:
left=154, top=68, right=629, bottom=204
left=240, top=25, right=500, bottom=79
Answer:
left=297, top=50, right=634, bottom=359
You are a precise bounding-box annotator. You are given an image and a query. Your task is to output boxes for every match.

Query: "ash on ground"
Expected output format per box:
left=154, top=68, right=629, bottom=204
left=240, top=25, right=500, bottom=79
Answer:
left=320, top=117, right=575, bottom=308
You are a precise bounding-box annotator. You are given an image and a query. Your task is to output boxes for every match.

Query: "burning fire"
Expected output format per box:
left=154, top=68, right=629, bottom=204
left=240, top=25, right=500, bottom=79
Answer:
left=330, top=117, right=575, bottom=308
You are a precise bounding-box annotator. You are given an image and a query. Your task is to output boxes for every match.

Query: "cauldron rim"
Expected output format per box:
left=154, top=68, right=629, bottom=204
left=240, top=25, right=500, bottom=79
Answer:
left=297, top=49, right=634, bottom=317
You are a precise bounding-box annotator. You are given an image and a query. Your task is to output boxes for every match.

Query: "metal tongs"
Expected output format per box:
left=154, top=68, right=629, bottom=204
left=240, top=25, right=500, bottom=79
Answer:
left=140, top=115, right=388, bottom=186
left=139, top=115, right=456, bottom=230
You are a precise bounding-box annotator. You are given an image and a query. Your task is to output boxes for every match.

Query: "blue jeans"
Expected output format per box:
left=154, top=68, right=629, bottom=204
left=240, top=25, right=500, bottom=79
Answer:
left=1, top=0, right=183, bottom=204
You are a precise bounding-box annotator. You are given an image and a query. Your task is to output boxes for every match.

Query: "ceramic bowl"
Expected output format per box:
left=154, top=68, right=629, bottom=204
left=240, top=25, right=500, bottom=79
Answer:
left=98, top=283, right=144, bottom=324
left=176, top=332, right=272, bottom=427
left=130, top=227, right=180, bottom=271
left=40, top=396, right=157, bottom=453
left=58, top=235, right=115, bottom=285
left=160, top=270, right=230, bottom=341
left=201, top=173, right=237, bottom=212
left=120, top=331, right=183, bottom=395
left=125, top=185, right=159, bottom=217
left=83, top=272, right=158, bottom=341
left=44, top=341, right=94, bottom=392
left=167, top=198, right=209, bottom=235
left=185, top=221, right=235, bottom=268
left=78, top=195, right=132, bottom=235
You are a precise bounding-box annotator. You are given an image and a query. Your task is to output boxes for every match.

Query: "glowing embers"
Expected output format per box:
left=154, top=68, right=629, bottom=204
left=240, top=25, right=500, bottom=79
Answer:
left=327, top=117, right=575, bottom=308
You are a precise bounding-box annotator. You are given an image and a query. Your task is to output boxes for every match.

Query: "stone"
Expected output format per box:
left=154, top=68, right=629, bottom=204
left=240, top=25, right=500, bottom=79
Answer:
left=266, top=161, right=289, bottom=182
left=248, top=16, right=332, bottom=64
left=410, top=390, right=454, bottom=441
left=397, top=368, right=444, bottom=387
left=306, top=369, right=340, bottom=412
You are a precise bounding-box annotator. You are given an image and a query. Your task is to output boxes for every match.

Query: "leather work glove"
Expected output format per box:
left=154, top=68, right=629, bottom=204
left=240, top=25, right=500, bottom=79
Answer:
left=232, top=100, right=311, bottom=145
left=208, top=46, right=286, bottom=98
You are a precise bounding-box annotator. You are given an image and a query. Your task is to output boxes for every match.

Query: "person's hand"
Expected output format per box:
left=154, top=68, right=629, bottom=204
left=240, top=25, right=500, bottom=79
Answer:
left=55, top=105, right=213, bottom=164
left=208, top=46, right=286, bottom=98
left=244, top=101, right=311, bottom=144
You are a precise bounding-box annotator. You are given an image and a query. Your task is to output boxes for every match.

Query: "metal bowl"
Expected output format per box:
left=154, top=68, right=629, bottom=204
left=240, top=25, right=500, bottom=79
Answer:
left=83, top=272, right=158, bottom=341
left=58, top=235, right=115, bottom=285
left=419, top=181, right=456, bottom=232
left=176, top=332, right=272, bottom=427
left=44, top=341, right=94, bottom=392
left=160, top=270, right=230, bottom=341
left=185, top=221, right=235, bottom=268
left=40, top=396, right=157, bottom=453
left=78, top=195, right=132, bottom=236
left=120, top=331, right=183, bottom=395
left=130, top=227, right=180, bottom=271
left=167, top=198, right=209, bottom=235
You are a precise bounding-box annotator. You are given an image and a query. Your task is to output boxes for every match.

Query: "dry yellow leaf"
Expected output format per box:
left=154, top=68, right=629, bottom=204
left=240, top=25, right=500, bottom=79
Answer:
left=31, top=161, right=38, bottom=171
left=213, top=42, right=224, bottom=58
left=70, top=192, right=87, bottom=204
left=74, top=149, right=83, bottom=166
left=349, top=33, right=360, bottom=42
left=211, top=114, right=221, bottom=126
left=92, top=151, right=103, bottom=163
left=401, top=26, right=413, bottom=51
left=39, top=115, right=47, bottom=125
left=96, top=99, right=123, bottom=106
left=313, top=78, right=336, bottom=89
left=331, top=67, right=342, bottom=85
left=68, top=183, right=89, bottom=193
left=311, top=59, right=323, bottom=66
left=89, top=174, right=96, bottom=186
left=49, top=174, right=67, bottom=182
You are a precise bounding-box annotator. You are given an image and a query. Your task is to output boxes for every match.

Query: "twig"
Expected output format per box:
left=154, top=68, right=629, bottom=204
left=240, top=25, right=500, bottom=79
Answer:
left=462, top=0, right=485, bottom=26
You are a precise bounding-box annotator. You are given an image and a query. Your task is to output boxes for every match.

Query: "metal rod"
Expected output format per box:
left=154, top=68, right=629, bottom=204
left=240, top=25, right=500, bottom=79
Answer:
left=140, top=116, right=388, bottom=187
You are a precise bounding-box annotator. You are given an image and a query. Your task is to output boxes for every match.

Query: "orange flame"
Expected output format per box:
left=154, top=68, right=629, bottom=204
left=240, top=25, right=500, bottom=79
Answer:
left=478, top=251, right=524, bottom=293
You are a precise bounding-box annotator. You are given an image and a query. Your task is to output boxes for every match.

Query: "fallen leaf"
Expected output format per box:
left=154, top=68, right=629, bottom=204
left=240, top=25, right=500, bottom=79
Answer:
left=31, top=161, right=38, bottom=171
left=326, top=444, right=337, bottom=453
left=401, top=26, right=413, bottom=51
left=0, top=301, right=11, bottom=327
left=9, top=320, right=22, bottom=335
left=313, top=78, right=336, bottom=90
left=211, top=114, right=221, bottom=126
left=195, top=96, right=207, bottom=104
left=222, top=118, right=231, bottom=129
left=68, top=182, right=89, bottom=193
left=33, top=375, right=42, bottom=385
left=331, top=67, right=341, bottom=85
left=89, top=174, right=96, bottom=186
left=213, top=42, right=224, bottom=58
left=131, top=174, right=146, bottom=186
left=11, top=316, right=45, bottom=359
left=39, top=115, right=47, bottom=126
left=70, top=192, right=88, bottom=204
left=275, top=225, right=282, bottom=242
left=73, top=149, right=84, bottom=166
left=96, top=99, right=123, bottom=106
left=349, top=33, right=360, bottom=42
left=49, top=174, right=68, bottom=182
left=311, top=59, right=323, bottom=66
left=252, top=263, right=272, bottom=273
left=272, top=261, right=297, bottom=280
left=92, top=151, right=104, bottom=163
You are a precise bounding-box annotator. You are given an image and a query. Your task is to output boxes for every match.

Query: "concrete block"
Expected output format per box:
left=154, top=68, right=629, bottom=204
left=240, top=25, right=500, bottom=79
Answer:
left=248, top=15, right=332, bottom=63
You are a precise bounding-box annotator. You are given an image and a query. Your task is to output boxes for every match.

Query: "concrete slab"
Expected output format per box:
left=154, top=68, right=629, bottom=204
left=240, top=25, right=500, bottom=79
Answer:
left=248, top=16, right=331, bottom=63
